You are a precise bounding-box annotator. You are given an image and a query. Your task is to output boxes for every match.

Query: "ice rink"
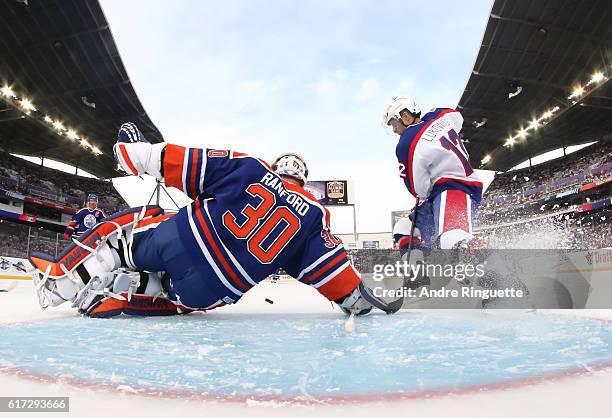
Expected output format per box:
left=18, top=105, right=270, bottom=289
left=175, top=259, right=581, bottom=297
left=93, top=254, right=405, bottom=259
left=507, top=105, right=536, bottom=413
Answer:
left=1, top=277, right=612, bottom=418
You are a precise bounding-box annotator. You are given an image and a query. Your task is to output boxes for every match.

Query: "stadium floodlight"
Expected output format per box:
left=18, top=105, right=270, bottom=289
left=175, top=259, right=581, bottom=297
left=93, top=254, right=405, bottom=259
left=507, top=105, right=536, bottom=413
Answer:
left=568, top=85, right=584, bottom=100
left=92, top=146, right=103, bottom=155
left=52, top=120, right=65, bottom=131
left=540, top=110, right=553, bottom=120
left=1, top=85, right=15, bottom=98
left=43, top=115, right=53, bottom=123
left=504, top=137, right=515, bottom=147
left=528, top=119, right=540, bottom=130
left=19, top=98, right=36, bottom=113
left=481, top=154, right=491, bottom=165
left=80, top=139, right=92, bottom=149
left=589, top=72, right=605, bottom=85
left=518, top=128, right=528, bottom=138
left=66, top=130, right=79, bottom=140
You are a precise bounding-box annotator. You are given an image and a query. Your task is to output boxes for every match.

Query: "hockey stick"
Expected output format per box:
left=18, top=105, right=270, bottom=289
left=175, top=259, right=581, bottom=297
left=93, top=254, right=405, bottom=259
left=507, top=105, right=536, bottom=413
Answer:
left=362, top=197, right=421, bottom=315
left=403, top=196, right=421, bottom=278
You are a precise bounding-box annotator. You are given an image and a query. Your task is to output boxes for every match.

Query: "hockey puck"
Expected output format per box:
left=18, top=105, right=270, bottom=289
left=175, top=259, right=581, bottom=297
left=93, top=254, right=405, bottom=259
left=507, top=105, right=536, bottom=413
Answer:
left=265, top=298, right=274, bottom=304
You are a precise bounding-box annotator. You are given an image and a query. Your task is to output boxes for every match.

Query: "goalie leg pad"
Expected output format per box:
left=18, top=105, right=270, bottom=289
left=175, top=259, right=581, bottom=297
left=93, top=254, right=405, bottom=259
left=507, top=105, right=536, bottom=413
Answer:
left=84, top=293, right=194, bottom=318
left=29, top=206, right=165, bottom=309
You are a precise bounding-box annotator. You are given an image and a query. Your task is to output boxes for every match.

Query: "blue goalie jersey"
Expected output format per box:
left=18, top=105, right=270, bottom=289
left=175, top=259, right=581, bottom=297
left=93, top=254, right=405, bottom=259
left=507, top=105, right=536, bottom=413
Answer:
left=161, top=144, right=361, bottom=303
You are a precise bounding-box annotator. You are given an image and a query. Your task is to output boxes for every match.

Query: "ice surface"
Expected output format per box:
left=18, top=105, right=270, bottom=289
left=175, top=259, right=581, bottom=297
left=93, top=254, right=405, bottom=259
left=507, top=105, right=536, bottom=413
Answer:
left=2, top=280, right=612, bottom=417
left=1, top=311, right=612, bottom=401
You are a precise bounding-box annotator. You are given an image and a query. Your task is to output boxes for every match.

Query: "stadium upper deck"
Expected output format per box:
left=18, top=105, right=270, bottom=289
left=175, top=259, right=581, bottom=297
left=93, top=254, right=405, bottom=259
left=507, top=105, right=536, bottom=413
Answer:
left=458, top=0, right=612, bottom=171
left=0, top=0, right=162, bottom=178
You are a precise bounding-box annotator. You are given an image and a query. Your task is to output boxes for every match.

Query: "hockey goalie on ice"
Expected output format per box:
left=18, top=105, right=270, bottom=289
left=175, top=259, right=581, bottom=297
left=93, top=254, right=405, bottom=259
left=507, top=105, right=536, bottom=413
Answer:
left=29, top=123, right=384, bottom=318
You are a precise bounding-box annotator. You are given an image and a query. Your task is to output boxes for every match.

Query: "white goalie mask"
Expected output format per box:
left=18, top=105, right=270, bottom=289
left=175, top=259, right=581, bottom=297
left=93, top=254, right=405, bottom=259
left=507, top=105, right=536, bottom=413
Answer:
left=271, top=153, right=309, bottom=186
left=382, top=95, right=421, bottom=126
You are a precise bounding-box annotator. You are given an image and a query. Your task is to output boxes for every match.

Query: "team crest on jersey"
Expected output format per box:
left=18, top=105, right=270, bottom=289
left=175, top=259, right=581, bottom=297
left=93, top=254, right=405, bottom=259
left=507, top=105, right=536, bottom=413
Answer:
left=326, top=181, right=345, bottom=199
left=84, top=214, right=97, bottom=228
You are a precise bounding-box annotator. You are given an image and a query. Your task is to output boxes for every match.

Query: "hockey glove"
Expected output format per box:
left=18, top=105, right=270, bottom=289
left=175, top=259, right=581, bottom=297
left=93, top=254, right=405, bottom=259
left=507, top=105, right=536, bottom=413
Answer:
left=113, top=122, right=165, bottom=178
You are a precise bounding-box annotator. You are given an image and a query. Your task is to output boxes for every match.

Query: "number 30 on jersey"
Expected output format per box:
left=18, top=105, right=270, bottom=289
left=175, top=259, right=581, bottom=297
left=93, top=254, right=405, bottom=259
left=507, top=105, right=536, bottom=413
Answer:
left=223, top=183, right=301, bottom=264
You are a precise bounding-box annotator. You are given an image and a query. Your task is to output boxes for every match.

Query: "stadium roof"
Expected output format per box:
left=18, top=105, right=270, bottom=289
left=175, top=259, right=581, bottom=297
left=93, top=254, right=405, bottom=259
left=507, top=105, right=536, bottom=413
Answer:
left=458, top=0, right=612, bottom=171
left=0, top=0, right=163, bottom=178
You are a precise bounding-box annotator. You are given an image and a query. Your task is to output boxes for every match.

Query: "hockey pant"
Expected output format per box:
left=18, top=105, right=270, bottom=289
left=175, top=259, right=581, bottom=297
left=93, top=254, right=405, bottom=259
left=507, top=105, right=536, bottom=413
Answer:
left=413, top=189, right=479, bottom=250
left=132, top=213, right=232, bottom=310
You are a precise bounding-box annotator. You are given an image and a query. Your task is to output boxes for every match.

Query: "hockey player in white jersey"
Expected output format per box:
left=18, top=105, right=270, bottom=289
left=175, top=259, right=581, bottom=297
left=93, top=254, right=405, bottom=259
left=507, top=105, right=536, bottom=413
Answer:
left=383, top=96, right=482, bottom=251
left=384, top=97, right=529, bottom=307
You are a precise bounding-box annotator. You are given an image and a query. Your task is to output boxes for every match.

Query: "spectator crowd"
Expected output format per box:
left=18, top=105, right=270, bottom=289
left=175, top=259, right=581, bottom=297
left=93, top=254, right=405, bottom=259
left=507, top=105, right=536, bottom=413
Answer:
left=0, top=151, right=127, bottom=213
left=0, top=220, right=70, bottom=258
left=479, top=139, right=612, bottom=217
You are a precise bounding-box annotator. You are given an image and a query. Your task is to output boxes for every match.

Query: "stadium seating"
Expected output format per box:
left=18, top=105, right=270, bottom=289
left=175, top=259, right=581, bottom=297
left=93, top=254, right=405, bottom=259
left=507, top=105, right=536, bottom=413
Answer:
left=477, top=140, right=612, bottom=249
left=480, top=140, right=612, bottom=215
left=0, top=151, right=127, bottom=213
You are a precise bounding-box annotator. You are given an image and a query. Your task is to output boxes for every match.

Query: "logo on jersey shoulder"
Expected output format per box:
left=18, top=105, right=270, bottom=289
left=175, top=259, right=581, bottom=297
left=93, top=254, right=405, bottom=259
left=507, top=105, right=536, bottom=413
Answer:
left=84, top=214, right=97, bottom=228
left=321, top=229, right=342, bottom=248
left=208, top=150, right=229, bottom=158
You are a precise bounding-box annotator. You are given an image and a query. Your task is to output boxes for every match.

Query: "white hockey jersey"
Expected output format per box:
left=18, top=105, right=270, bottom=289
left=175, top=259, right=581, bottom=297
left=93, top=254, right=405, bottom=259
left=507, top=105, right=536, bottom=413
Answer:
left=395, top=108, right=483, bottom=203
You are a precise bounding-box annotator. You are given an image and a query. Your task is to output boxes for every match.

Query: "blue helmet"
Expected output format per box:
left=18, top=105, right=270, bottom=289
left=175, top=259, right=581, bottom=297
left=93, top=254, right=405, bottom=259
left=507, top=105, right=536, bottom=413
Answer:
left=87, top=194, right=98, bottom=202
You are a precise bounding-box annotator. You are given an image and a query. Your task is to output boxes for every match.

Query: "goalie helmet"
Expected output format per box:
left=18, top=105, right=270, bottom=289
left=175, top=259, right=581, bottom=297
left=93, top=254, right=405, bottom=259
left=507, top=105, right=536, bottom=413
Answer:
left=382, top=95, right=421, bottom=125
left=271, top=153, right=308, bottom=186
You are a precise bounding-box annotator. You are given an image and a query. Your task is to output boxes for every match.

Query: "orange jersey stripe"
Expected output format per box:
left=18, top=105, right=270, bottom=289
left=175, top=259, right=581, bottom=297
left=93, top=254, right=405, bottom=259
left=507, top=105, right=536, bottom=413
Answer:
left=164, top=144, right=186, bottom=190
left=135, top=213, right=175, bottom=229
left=118, top=143, right=138, bottom=175
left=302, top=252, right=347, bottom=284
left=316, top=265, right=360, bottom=301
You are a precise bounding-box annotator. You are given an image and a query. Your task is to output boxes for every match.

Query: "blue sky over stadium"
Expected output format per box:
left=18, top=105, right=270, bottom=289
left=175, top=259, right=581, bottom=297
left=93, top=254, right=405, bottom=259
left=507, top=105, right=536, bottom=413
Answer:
left=101, top=0, right=492, bottom=232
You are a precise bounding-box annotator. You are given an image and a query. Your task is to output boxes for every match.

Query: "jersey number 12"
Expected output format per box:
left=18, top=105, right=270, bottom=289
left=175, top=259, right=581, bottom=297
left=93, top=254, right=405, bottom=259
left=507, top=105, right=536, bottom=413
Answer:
left=439, top=129, right=473, bottom=176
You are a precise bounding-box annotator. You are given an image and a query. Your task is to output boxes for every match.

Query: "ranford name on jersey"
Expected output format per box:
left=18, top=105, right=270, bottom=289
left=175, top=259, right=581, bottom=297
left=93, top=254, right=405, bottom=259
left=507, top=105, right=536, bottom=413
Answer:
left=260, top=172, right=310, bottom=216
